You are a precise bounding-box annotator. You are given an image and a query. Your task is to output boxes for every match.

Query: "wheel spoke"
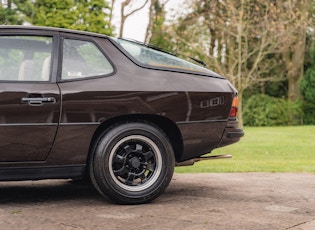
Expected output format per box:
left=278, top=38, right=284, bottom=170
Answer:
left=143, top=150, right=154, bottom=161
left=135, top=144, right=143, bottom=152
left=114, top=166, right=129, bottom=176
left=139, top=173, right=147, bottom=183
left=124, top=145, right=132, bottom=154
left=126, top=172, right=136, bottom=185
left=113, top=154, right=126, bottom=164
left=146, top=162, right=155, bottom=172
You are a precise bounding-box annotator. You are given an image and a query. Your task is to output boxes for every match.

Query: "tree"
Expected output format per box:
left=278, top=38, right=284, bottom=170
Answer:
left=108, top=0, right=116, bottom=26
left=74, top=0, right=113, bottom=34
left=168, top=1, right=287, bottom=126
left=278, top=0, right=312, bottom=124
left=145, top=0, right=169, bottom=45
left=18, top=0, right=113, bottom=35
left=158, top=0, right=312, bottom=126
left=29, top=0, right=77, bottom=28
left=300, top=41, right=315, bottom=124
left=0, top=0, right=23, bottom=24
left=119, top=0, right=148, bottom=37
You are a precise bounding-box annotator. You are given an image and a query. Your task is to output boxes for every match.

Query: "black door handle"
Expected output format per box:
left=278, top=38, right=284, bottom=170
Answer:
left=21, top=97, right=56, bottom=106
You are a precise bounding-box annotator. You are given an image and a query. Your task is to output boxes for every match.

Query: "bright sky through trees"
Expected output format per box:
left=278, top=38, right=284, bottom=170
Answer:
left=112, top=0, right=180, bottom=41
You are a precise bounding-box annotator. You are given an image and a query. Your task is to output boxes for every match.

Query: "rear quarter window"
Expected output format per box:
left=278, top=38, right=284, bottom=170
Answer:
left=62, top=39, right=113, bottom=80
left=113, top=38, right=214, bottom=75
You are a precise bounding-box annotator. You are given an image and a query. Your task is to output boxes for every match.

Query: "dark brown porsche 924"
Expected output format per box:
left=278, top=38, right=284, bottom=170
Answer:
left=0, top=26, right=243, bottom=204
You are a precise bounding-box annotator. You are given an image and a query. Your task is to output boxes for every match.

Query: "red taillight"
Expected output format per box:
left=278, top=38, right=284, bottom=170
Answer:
left=229, top=96, right=239, bottom=117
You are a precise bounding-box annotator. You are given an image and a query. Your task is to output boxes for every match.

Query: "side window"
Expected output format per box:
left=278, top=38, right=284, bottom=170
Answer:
left=0, top=36, right=52, bottom=81
left=62, top=39, right=113, bottom=80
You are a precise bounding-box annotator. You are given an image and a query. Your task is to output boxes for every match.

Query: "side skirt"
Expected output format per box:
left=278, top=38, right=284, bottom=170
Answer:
left=0, top=165, right=86, bottom=181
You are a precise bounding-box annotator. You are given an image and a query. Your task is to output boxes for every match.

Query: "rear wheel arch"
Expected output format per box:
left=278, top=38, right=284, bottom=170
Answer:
left=88, top=114, right=183, bottom=163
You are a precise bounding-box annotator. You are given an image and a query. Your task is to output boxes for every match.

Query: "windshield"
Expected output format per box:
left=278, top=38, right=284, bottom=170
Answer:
left=112, top=38, right=216, bottom=75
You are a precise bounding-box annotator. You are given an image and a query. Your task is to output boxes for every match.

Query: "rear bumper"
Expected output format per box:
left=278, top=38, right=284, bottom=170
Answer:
left=217, top=119, right=244, bottom=148
left=226, top=129, right=244, bottom=138
left=176, top=118, right=244, bottom=162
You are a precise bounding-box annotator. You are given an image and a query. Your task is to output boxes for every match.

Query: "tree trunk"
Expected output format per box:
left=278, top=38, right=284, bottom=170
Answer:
left=286, top=27, right=306, bottom=103
left=119, top=1, right=128, bottom=37
left=238, top=90, right=244, bottom=128
left=145, top=0, right=157, bottom=43
left=284, top=27, right=306, bottom=125
left=119, top=17, right=125, bottom=37
left=287, top=67, right=303, bottom=102
left=109, top=0, right=116, bottom=26
left=283, top=1, right=309, bottom=125
left=120, top=0, right=149, bottom=38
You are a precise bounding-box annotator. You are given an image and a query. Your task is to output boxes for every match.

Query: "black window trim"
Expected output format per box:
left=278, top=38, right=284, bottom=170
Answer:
left=57, top=34, right=116, bottom=83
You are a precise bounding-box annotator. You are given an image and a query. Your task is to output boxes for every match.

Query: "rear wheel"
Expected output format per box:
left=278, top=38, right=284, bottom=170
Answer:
left=89, top=122, right=175, bottom=204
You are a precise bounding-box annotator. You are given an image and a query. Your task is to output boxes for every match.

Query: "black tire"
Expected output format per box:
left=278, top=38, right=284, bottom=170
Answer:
left=89, top=122, right=175, bottom=204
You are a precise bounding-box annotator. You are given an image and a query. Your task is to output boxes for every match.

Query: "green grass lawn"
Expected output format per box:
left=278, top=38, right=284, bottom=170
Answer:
left=175, top=126, right=315, bottom=173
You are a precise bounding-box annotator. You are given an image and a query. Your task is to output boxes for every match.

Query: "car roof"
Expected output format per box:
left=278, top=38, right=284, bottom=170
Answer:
left=0, top=25, right=110, bottom=39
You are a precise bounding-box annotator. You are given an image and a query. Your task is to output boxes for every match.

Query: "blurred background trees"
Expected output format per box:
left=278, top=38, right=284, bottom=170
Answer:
left=1, top=0, right=315, bottom=126
left=144, top=0, right=313, bottom=127
left=145, top=0, right=315, bottom=127
left=0, top=0, right=113, bottom=34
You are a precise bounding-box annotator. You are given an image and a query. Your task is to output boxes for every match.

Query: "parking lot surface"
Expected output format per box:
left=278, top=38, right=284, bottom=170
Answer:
left=0, top=173, right=314, bottom=229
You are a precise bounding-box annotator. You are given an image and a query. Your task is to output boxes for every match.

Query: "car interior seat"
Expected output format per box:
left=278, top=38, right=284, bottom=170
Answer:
left=18, top=60, right=35, bottom=81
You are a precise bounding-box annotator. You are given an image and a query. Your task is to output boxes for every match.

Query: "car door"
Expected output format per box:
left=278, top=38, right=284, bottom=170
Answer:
left=0, top=34, right=60, bottom=162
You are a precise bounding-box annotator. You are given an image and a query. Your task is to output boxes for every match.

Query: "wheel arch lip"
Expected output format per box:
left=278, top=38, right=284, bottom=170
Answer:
left=87, top=114, right=184, bottom=165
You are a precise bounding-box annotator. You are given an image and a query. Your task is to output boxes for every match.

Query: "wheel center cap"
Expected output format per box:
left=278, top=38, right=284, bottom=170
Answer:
left=130, top=157, right=141, bottom=168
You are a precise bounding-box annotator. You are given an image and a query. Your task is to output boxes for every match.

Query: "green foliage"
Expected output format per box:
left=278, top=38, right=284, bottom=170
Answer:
left=243, top=94, right=290, bottom=126
left=300, top=101, right=315, bottom=124
left=300, top=41, right=315, bottom=124
left=31, top=0, right=76, bottom=28
left=1, top=0, right=113, bottom=35
left=29, top=0, right=113, bottom=35
left=0, top=2, right=23, bottom=25
left=301, top=64, right=315, bottom=102
left=149, top=1, right=173, bottom=51
left=73, top=0, right=113, bottom=34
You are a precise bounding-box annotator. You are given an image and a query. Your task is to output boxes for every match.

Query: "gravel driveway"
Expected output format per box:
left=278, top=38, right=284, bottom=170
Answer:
left=0, top=173, right=314, bottom=229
